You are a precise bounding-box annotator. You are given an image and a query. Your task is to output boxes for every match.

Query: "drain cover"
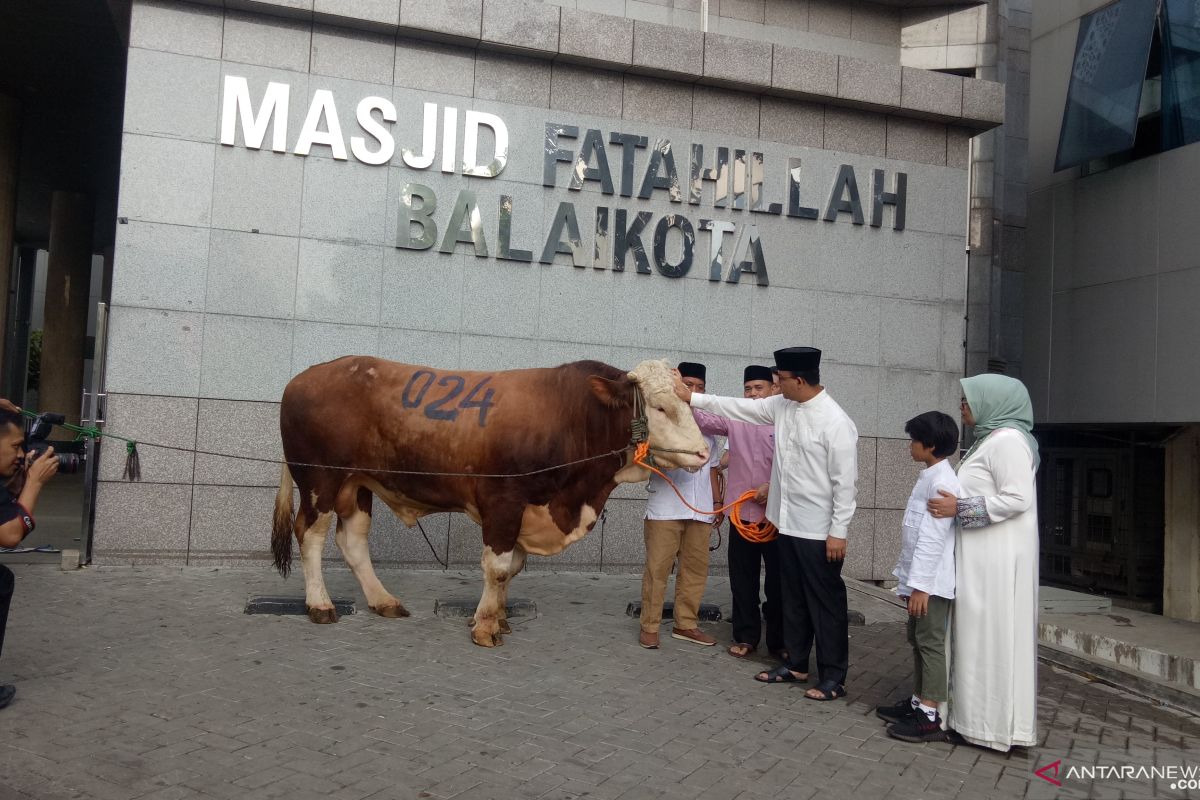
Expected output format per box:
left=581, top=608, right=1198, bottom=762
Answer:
left=245, top=596, right=356, bottom=616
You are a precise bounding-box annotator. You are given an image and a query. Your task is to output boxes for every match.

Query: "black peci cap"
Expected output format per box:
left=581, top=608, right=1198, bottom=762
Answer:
left=743, top=365, right=773, bottom=383
left=773, top=347, right=821, bottom=373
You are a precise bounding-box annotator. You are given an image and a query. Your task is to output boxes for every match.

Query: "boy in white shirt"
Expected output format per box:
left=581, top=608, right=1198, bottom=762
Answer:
left=877, top=411, right=961, bottom=742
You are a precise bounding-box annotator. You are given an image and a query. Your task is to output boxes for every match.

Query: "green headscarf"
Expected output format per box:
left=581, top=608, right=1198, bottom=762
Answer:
left=960, top=374, right=1040, bottom=469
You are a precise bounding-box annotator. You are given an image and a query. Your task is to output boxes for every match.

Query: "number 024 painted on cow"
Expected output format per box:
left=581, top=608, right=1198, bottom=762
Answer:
left=401, top=370, right=496, bottom=426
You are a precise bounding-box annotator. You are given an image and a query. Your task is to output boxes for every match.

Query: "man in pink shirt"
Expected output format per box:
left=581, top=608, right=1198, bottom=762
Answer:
left=693, top=365, right=782, bottom=660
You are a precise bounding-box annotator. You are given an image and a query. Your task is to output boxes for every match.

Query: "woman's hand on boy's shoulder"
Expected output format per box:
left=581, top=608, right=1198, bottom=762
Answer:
left=927, top=490, right=957, bottom=519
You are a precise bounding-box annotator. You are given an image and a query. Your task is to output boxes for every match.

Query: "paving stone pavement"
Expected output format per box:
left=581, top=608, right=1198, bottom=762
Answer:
left=1, top=566, right=1198, bottom=800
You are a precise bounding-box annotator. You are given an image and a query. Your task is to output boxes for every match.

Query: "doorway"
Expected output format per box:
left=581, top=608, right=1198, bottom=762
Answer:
left=1, top=1, right=128, bottom=564
left=1037, top=433, right=1167, bottom=612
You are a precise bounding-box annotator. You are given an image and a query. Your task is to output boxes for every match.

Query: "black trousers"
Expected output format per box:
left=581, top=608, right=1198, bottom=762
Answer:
left=727, top=523, right=782, bottom=652
left=777, top=536, right=849, bottom=686
left=0, top=564, right=12, bottom=663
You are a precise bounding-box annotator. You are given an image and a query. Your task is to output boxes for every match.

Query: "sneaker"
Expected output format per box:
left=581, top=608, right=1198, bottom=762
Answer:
left=638, top=631, right=660, bottom=649
left=0, top=684, right=14, bottom=710
left=671, top=627, right=716, bottom=646
left=887, top=712, right=948, bottom=743
left=875, top=697, right=917, bottom=724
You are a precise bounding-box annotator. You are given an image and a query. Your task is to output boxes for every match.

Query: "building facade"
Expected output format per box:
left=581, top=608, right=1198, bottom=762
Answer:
left=1027, top=0, right=1200, bottom=621
left=3, top=0, right=1008, bottom=577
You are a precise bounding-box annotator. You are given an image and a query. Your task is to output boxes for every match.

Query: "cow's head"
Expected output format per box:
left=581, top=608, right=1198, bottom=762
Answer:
left=591, top=359, right=709, bottom=474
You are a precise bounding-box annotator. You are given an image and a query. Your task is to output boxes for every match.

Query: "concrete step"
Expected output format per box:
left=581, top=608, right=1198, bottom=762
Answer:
left=1039, top=585, right=1112, bottom=613
left=1038, top=607, right=1200, bottom=709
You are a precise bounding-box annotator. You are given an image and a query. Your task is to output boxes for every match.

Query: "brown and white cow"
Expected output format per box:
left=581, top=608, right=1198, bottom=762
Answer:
left=271, top=357, right=708, bottom=646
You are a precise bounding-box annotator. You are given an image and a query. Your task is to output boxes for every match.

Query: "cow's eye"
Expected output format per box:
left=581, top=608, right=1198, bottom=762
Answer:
left=653, top=406, right=665, bottom=413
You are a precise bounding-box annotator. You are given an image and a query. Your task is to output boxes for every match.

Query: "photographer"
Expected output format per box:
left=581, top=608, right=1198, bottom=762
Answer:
left=0, top=400, right=60, bottom=710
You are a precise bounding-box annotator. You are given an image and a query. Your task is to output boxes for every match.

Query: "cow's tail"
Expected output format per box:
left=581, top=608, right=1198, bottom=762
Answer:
left=272, top=463, right=296, bottom=577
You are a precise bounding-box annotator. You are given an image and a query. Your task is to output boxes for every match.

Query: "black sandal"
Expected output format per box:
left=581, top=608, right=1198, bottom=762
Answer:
left=754, top=665, right=808, bottom=684
left=804, top=679, right=847, bottom=701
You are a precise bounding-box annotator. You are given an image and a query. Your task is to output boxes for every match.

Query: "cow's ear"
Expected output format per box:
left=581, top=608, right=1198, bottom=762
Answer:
left=589, top=375, right=632, bottom=408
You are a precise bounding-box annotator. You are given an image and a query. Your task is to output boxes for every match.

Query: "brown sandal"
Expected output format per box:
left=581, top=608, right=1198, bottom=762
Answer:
left=727, top=643, right=755, bottom=658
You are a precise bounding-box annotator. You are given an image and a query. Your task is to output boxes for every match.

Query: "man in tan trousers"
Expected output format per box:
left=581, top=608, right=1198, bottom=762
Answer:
left=638, top=362, right=723, bottom=649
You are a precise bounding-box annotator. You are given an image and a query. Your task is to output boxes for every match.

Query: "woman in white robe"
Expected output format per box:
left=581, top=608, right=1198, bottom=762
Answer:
left=927, top=374, right=1039, bottom=752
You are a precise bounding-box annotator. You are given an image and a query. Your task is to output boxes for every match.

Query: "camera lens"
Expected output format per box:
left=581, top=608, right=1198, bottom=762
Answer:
left=55, top=453, right=82, bottom=474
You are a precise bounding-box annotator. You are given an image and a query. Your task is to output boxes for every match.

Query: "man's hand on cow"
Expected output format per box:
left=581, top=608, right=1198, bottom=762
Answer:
left=670, top=370, right=692, bottom=404
left=826, top=536, right=846, bottom=562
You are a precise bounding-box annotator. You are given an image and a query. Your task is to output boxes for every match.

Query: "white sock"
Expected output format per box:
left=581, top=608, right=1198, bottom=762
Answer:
left=917, top=702, right=937, bottom=722
left=910, top=694, right=920, bottom=709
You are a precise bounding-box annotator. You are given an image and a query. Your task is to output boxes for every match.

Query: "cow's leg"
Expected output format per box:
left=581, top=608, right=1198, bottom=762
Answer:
left=494, top=545, right=527, bottom=635
left=472, top=545, right=523, bottom=647
left=297, top=507, right=338, bottom=624
left=335, top=487, right=409, bottom=618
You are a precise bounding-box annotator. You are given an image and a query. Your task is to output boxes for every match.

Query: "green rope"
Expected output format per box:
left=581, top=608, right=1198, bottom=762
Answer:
left=18, top=409, right=141, bottom=481
left=19, top=410, right=132, bottom=444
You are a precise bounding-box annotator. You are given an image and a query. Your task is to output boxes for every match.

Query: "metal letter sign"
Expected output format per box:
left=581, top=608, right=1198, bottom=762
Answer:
left=219, top=77, right=919, bottom=288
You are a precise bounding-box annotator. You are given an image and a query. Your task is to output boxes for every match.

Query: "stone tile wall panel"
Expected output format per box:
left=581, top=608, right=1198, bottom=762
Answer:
left=98, top=394, right=200, bottom=484
left=481, top=0, right=560, bottom=54
left=105, top=307, right=205, bottom=397
left=111, top=222, right=210, bottom=313
left=124, top=48, right=222, bottom=142
left=194, top=399, right=283, bottom=487
left=310, top=24, right=395, bottom=83
left=130, top=0, right=224, bottom=58
left=559, top=8, right=634, bottom=66
left=93, top=483, right=194, bottom=563
left=702, top=32, right=772, bottom=89
left=223, top=10, right=312, bottom=71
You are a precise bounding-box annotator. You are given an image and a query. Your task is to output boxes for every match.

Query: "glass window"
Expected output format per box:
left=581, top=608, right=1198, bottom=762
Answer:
left=1162, top=0, right=1200, bottom=148
left=1055, top=0, right=1159, bottom=172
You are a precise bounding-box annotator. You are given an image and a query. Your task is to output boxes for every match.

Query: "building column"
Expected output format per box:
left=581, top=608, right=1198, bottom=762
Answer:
left=3, top=246, right=37, bottom=402
left=1164, top=425, right=1200, bottom=622
left=0, top=94, right=20, bottom=370
left=40, top=191, right=93, bottom=424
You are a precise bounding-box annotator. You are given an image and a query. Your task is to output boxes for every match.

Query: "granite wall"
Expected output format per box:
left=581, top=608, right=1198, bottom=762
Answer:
left=92, top=0, right=1003, bottom=578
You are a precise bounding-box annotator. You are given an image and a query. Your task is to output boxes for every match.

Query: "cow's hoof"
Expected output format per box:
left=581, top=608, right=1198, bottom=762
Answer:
left=471, top=628, right=503, bottom=647
left=371, top=602, right=410, bottom=619
left=307, top=606, right=339, bottom=624
left=498, top=619, right=512, bottom=635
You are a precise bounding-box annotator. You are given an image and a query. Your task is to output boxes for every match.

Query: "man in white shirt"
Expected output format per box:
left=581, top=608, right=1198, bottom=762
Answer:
left=673, top=347, right=858, bottom=700
left=639, top=362, right=722, bottom=650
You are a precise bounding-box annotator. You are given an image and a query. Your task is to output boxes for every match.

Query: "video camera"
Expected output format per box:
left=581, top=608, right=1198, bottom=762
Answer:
left=26, top=413, right=85, bottom=474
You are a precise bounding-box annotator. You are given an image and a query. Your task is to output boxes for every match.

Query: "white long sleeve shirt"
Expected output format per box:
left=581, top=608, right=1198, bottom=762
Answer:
left=645, top=434, right=721, bottom=522
left=894, top=459, right=960, bottom=599
left=689, top=390, right=857, bottom=540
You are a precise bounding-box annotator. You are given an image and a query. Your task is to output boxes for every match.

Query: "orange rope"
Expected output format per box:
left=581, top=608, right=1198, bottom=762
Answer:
left=633, top=442, right=777, bottom=543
